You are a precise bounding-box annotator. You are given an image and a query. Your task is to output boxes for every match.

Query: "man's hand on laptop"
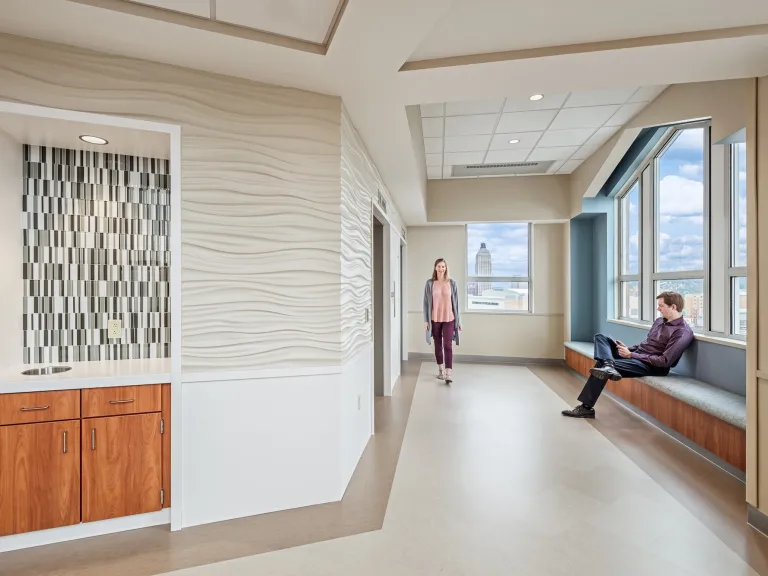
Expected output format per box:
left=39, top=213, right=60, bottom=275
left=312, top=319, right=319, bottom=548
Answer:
left=615, top=341, right=632, bottom=358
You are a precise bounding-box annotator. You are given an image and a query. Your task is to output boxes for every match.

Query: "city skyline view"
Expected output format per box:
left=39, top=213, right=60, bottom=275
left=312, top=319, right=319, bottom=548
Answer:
left=466, top=223, right=528, bottom=277
left=466, top=223, right=529, bottom=311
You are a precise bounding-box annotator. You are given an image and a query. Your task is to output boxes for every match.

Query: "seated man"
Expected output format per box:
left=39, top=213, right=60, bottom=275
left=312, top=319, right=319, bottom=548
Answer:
left=562, top=291, right=694, bottom=419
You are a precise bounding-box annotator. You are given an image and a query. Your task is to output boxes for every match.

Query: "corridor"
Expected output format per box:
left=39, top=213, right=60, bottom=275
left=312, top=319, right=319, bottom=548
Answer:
left=159, top=363, right=760, bottom=576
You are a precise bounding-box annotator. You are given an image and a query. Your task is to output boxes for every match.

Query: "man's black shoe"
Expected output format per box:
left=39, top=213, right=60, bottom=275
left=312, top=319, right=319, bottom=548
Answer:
left=590, top=364, right=622, bottom=381
left=561, top=405, right=595, bottom=419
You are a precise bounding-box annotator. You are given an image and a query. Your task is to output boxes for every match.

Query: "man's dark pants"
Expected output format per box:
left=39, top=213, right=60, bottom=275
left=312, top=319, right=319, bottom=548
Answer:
left=578, top=334, right=668, bottom=407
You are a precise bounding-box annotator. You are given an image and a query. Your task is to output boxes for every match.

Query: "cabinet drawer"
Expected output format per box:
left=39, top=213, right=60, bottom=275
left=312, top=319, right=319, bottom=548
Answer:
left=82, top=385, right=162, bottom=418
left=0, top=390, right=80, bottom=426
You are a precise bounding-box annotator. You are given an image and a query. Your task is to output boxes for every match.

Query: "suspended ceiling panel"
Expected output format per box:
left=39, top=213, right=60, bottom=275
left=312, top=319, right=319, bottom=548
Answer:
left=129, top=0, right=344, bottom=45
left=409, top=0, right=768, bottom=61
left=421, top=86, right=666, bottom=179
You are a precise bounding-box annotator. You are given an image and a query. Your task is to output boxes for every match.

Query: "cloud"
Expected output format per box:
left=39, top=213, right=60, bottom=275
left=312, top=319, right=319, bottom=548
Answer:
left=659, top=214, right=704, bottom=226
left=658, top=175, right=703, bottom=217
left=679, top=162, right=703, bottom=180
left=657, top=232, right=704, bottom=271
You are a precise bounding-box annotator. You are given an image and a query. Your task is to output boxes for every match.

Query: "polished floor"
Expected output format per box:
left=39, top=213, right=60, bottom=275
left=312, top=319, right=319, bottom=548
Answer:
left=2, top=362, right=766, bottom=575
left=161, top=363, right=760, bottom=575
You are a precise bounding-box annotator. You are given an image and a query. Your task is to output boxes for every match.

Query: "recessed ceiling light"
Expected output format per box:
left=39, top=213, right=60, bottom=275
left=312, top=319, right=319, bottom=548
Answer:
left=529, top=94, right=544, bottom=101
left=79, top=135, right=108, bottom=145
left=508, top=139, right=520, bottom=144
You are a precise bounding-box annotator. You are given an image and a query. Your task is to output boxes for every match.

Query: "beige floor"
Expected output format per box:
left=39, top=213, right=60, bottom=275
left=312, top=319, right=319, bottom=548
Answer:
left=157, top=363, right=758, bottom=576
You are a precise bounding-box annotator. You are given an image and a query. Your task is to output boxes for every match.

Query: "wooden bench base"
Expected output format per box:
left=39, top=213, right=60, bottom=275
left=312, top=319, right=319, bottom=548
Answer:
left=565, top=347, right=746, bottom=472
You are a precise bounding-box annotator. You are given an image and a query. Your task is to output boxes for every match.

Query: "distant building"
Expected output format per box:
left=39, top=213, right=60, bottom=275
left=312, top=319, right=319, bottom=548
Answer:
left=475, top=242, right=492, bottom=295
left=738, top=291, right=747, bottom=335
left=684, top=293, right=704, bottom=328
left=470, top=286, right=529, bottom=311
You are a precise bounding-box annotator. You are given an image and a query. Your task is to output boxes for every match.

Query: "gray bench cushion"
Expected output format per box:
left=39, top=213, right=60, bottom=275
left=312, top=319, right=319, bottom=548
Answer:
left=564, top=341, right=746, bottom=430
left=564, top=341, right=594, bottom=358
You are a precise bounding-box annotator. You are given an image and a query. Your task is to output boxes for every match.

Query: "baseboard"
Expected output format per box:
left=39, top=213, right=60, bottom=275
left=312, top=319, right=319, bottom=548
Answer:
left=748, top=504, right=768, bottom=538
left=0, top=509, right=171, bottom=553
left=600, top=385, right=746, bottom=483
left=408, top=353, right=562, bottom=365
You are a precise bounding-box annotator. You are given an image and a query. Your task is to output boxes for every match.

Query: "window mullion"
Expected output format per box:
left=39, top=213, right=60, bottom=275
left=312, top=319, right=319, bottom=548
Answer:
left=641, top=165, right=653, bottom=322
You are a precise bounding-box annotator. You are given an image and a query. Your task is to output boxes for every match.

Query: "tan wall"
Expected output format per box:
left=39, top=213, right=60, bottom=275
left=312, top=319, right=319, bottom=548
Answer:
left=0, top=33, right=343, bottom=372
left=427, top=175, right=571, bottom=223
left=752, top=77, right=767, bottom=511
left=406, top=224, right=565, bottom=360
left=570, top=79, right=754, bottom=215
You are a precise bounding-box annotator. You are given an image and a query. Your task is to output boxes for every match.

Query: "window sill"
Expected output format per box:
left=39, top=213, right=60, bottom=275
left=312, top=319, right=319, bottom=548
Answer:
left=606, top=318, right=746, bottom=350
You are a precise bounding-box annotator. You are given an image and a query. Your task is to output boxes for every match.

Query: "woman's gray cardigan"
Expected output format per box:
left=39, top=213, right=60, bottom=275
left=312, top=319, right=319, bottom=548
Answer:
left=423, top=279, right=461, bottom=345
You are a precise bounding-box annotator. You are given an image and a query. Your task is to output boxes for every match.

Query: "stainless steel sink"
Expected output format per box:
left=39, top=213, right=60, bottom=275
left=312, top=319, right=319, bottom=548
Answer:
left=21, top=366, right=72, bottom=376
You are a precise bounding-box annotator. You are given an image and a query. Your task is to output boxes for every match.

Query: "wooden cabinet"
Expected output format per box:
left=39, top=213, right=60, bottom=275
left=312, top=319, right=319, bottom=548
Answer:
left=0, top=382, right=171, bottom=537
left=82, top=413, right=163, bottom=523
left=0, top=420, right=80, bottom=536
left=81, top=384, right=161, bottom=418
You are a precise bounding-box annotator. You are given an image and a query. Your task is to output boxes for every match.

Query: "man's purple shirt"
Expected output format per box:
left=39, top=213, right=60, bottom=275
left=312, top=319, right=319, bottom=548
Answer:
left=628, top=316, right=694, bottom=369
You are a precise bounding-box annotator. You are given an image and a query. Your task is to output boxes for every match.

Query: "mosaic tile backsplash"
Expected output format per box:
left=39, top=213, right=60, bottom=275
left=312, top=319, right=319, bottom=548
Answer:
left=22, top=145, right=171, bottom=364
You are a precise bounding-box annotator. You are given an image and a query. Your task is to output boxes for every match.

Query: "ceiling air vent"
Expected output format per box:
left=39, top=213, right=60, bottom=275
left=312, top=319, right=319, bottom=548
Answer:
left=451, top=160, right=554, bottom=177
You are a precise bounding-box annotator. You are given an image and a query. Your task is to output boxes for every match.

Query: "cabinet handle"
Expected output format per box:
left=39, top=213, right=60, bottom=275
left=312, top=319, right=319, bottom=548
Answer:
left=20, top=405, right=49, bottom=412
left=91, top=428, right=96, bottom=450
left=108, top=399, right=134, bottom=405
left=62, top=431, right=67, bottom=454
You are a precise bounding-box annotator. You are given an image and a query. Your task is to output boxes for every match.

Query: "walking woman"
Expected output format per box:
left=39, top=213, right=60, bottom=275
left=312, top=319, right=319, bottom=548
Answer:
left=423, top=258, right=461, bottom=384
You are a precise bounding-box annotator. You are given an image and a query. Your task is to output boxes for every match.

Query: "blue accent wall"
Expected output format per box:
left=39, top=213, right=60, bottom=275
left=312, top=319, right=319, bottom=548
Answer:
left=569, top=217, right=594, bottom=342
left=569, top=202, right=746, bottom=396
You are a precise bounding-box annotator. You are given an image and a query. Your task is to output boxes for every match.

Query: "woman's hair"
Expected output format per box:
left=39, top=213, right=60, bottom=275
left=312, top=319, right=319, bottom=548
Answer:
left=432, top=258, right=449, bottom=281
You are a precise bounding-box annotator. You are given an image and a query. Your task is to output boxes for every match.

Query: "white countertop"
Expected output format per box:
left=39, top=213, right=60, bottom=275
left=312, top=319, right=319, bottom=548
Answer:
left=0, top=358, right=172, bottom=394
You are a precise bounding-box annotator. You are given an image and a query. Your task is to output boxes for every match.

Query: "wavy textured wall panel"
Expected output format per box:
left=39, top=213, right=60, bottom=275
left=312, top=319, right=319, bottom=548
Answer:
left=340, top=109, right=403, bottom=363
left=0, top=33, right=343, bottom=371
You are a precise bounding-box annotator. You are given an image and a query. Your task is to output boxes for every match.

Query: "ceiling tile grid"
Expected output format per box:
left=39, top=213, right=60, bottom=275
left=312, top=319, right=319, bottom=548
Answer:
left=420, top=85, right=666, bottom=179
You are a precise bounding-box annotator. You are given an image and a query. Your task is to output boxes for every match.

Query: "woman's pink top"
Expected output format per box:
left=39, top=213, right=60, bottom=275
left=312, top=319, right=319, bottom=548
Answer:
left=431, top=281, right=455, bottom=323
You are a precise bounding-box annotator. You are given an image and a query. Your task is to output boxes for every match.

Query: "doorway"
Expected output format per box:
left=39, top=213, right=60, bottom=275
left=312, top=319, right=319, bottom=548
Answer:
left=373, top=215, right=385, bottom=397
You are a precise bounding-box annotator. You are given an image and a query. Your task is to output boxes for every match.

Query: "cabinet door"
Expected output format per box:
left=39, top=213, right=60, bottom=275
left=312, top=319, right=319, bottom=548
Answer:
left=82, top=413, right=162, bottom=523
left=0, top=420, right=80, bottom=536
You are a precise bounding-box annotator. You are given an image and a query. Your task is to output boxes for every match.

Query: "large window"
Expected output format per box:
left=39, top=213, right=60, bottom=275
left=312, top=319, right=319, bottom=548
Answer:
left=614, top=121, right=747, bottom=342
left=654, top=127, right=706, bottom=329
left=465, top=223, right=531, bottom=312
left=730, top=141, right=747, bottom=336
left=618, top=181, right=640, bottom=319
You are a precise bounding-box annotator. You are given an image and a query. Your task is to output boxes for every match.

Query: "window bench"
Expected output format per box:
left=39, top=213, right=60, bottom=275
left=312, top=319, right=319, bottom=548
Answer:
left=564, top=341, right=746, bottom=472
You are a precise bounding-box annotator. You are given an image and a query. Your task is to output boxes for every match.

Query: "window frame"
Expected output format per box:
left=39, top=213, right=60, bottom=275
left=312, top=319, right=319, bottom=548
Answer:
left=464, top=222, right=533, bottom=314
left=617, top=179, right=641, bottom=320
left=613, top=121, right=720, bottom=335
left=727, top=141, right=747, bottom=339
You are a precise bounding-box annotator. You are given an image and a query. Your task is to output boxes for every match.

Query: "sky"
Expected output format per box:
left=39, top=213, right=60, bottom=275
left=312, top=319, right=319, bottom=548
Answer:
left=466, top=222, right=528, bottom=277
